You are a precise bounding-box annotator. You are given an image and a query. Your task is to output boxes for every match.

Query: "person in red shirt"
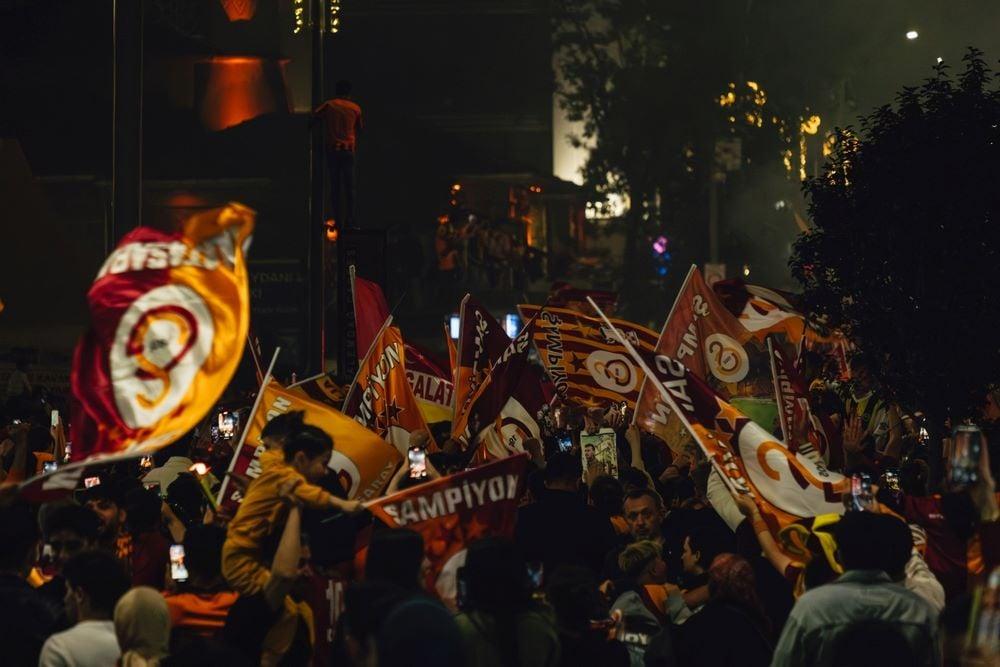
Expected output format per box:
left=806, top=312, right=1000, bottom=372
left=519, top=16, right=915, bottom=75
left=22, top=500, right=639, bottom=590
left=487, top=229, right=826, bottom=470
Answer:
left=314, top=80, right=363, bottom=228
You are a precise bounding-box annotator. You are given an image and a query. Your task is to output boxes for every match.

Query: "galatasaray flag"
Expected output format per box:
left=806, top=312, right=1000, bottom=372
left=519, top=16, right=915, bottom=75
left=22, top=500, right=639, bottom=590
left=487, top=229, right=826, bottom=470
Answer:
left=517, top=304, right=658, bottom=409
left=629, top=345, right=846, bottom=538
left=287, top=372, right=348, bottom=410
left=366, top=454, right=528, bottom=601
left=70, top=203, right=253, bottom=461
left=450, top=321, right=547, bottom=460
left=217, top=380, right=401, bottom=513
left=343, top=321, right=436, bottom=454
left=452, top=295, right=511, bottom=428
left=633, top=265, right=773, bottom=452
left=405, top=343, right=455, bottom=425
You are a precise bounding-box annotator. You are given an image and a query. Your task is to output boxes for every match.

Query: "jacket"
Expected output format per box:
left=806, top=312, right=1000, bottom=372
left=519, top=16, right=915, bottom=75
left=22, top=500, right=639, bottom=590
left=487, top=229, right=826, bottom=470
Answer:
left=770, top=570, right=940, bottom=667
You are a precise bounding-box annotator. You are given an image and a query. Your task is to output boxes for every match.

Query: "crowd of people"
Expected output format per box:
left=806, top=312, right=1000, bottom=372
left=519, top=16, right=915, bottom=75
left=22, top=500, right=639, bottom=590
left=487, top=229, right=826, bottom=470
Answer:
left=4, top=351, right=1000, bottom=667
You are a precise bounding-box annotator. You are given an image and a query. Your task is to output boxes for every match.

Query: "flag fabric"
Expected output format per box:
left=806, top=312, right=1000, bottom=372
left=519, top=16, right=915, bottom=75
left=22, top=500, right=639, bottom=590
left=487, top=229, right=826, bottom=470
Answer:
left=366, top=454, right=528, bottom=601
left=352, top=271, right=455, bottom=424
left=352, top=271, right=391, bottom=358
left=288, top=372, right=348, bottom=410
left=450, top=322, right=547, bottom=460
left=769, top=338, right=831, bottom=465
left=452, top=295, right=511, bottom=428
left=405, top=342, right=455, bottom=425
left=70, top=203, right=253, bottom=461
left=629, top=345, right=846, bottom=535
left=517, top=304, right=658, bottom=409
left=548, top=282, right=619, bottom=316
left=633, top=266, right=774, bottom=451
left=343, top=322, right=437, bottom=454
left=218, top=380, right=401, bottom=515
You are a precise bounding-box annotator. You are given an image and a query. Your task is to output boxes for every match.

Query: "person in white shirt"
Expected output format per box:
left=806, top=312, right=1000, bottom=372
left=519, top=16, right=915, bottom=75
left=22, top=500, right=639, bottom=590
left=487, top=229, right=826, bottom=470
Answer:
left=39, top=550, right=130, bottom=667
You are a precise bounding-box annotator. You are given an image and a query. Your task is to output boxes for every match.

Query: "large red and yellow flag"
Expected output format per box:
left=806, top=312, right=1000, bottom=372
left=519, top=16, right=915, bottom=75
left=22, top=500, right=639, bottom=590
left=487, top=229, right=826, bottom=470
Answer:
left=405, top=343, right=454, bottom=425
left=628, top=344, right=846, bottom=537
left=217, top=380, right=401, bottom=514
left=70, top=204, right=253, bottom=461
left=287, top=372, right=348, bottom=410
left=366, top=454, right=528, bottom=603
left=517, top=304, right=658, bottom=409
left=633, top=265, right=775, bottom=452
left=343, top=322, right=436, bottom=454
left=452, top=295, right=511, bottom=427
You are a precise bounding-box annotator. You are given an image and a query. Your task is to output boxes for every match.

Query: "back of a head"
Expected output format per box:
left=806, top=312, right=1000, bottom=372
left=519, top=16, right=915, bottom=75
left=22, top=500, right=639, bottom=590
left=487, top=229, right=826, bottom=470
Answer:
left=183, top=524, right=226, bottom=582
left=687, top=524, right=734, bottom=569
left=900, top=459, right=929, bottom=497
left=63, top=550, right=130, bottom=617
left=125, top=487, right=163, bottom=534
left=114, top=586, right=171, bottom=659
left=335, top=80, right=352, bottom=96
left=830, top=620, right=917, bottom=667
left=377, top=596, right=465, bottom=667
left=44, top=503, right=100, bottom=541
left=708, top=553, right=768, bottom=632
left=366, top=528, right=424, bottom=590
left=341, top=581, right=408, bottom=651
left=589, top=475, right=624, bottom=514
left=0, top=503, right=40, bottom=572
left=464, top=537, right=528, bottom=613
left=260, top=410, right=305, bottom=444
left=283, top=425, right=333, bottom=462
left=836, top=512, right=908, bottom=572
left=545, top=452, right=581, bottom=487
left=545, top=565, right=604, bottom=631
left=618, top=540, right=661, bottom=579
left=166, top=473, right=208, bottom=527
left=27, top=425, right=53, bottom=452
left=618, top=467, right=652, bottom=493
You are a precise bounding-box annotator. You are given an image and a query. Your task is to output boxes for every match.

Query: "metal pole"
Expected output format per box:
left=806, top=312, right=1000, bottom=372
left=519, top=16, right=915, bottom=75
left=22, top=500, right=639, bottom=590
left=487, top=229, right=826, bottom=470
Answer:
left=708, top=175, right=720, bottom=264
left=111, top=0, right=143, bottom=250
left=307, top=0, right=327, bottom=374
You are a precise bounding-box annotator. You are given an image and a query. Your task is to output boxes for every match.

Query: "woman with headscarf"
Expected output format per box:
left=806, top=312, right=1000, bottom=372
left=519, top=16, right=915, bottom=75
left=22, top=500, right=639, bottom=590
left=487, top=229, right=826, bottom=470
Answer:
left=670, top=554, right=773, bottom=667
left=114, top=587, right=171, bottom=667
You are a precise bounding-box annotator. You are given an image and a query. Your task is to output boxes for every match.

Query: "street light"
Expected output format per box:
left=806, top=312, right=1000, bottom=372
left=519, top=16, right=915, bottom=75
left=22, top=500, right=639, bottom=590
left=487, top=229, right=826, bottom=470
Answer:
left=906, top=30, right=919, bottom=40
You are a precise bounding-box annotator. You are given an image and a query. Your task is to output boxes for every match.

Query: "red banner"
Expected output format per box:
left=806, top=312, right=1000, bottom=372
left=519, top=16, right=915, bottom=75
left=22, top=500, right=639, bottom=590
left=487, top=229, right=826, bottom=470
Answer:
left=71, top=204, right=253, bottom=461
left=366, top=454, right=528, bottom=601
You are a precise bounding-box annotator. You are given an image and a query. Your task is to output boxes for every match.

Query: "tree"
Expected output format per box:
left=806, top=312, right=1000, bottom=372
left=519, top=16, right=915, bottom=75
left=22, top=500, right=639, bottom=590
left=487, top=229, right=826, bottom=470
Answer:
left=791, top=50, right=1000, bottom=470
left=553, top=0, right=742, bottom=322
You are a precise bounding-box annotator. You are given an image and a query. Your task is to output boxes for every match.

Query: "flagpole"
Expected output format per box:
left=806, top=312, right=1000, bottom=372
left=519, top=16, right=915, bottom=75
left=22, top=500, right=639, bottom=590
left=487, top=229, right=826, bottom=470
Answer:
left=450, top=294, right=471, bottom=420
left=630, top=264, right=696, bottom=428
left=216, top=347, right=280, bottom=505
left=586, top=297, right=742, bottom=497
left=247, top=334, right=264, bottom=385
left=287, top=371, right=327, bottom=389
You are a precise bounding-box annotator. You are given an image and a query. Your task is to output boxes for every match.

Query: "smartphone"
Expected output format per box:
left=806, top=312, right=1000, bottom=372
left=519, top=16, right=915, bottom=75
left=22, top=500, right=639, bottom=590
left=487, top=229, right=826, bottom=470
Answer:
left=557, top=434, right=573, bottom=453
left=218, top=411, right=238, bottom=439
left=882, top=469, right=901, bottom=494
left=50, top=410, right=59, bottom=428
left=140, top=455, right=153, bottom=470
left=526, top=561, right=544, bottom=589
left=42, top=461, right=57, bottom=474
left=847, top=472, right=875, bottom=512
left=170, top=544, right=189, bottom=582
left=84, top=476, right=101, bottom=489
left=408, top=447, right=427, bottom=479
left=949, top=424, right=982, bottom=490
left=11, top=419, right=21, bottom=426
left=189, top=462, right=209, bottom=476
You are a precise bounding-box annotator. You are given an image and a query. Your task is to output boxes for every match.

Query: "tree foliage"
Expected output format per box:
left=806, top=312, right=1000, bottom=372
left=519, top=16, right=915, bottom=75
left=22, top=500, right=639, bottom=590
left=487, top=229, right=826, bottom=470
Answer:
left=792, top=50, right=1000, bottom=421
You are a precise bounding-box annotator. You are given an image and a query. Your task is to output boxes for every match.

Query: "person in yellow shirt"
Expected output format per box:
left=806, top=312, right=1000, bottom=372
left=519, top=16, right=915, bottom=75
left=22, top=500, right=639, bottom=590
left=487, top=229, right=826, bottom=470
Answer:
left=222, top=425, right=363, bottom=595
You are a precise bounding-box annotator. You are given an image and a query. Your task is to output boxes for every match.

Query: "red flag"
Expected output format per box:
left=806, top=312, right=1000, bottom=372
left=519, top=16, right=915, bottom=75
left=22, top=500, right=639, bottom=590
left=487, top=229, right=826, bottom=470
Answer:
left=405, top=342, right=454, bottom=424
left=452, top=295, right=511, bottom=427
left=548, top=282, right=619, bottom=316
left=343, top=322, right=437, bottom=453
left=351, top=269, right=391, bottom=358
left=633, top=266, right=774, bottom=452
left=366, top=454, right=528, bottom=601
left=71, top=204, right=253, bottom=461
left=625, top=343, right=846, bottom=536
left=445, top=323, right=458, bottom=381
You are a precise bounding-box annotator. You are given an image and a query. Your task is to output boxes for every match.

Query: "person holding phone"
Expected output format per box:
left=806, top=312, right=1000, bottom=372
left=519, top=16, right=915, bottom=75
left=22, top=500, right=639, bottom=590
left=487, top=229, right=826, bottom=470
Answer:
left=163, top=525, right=239, bottom=644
